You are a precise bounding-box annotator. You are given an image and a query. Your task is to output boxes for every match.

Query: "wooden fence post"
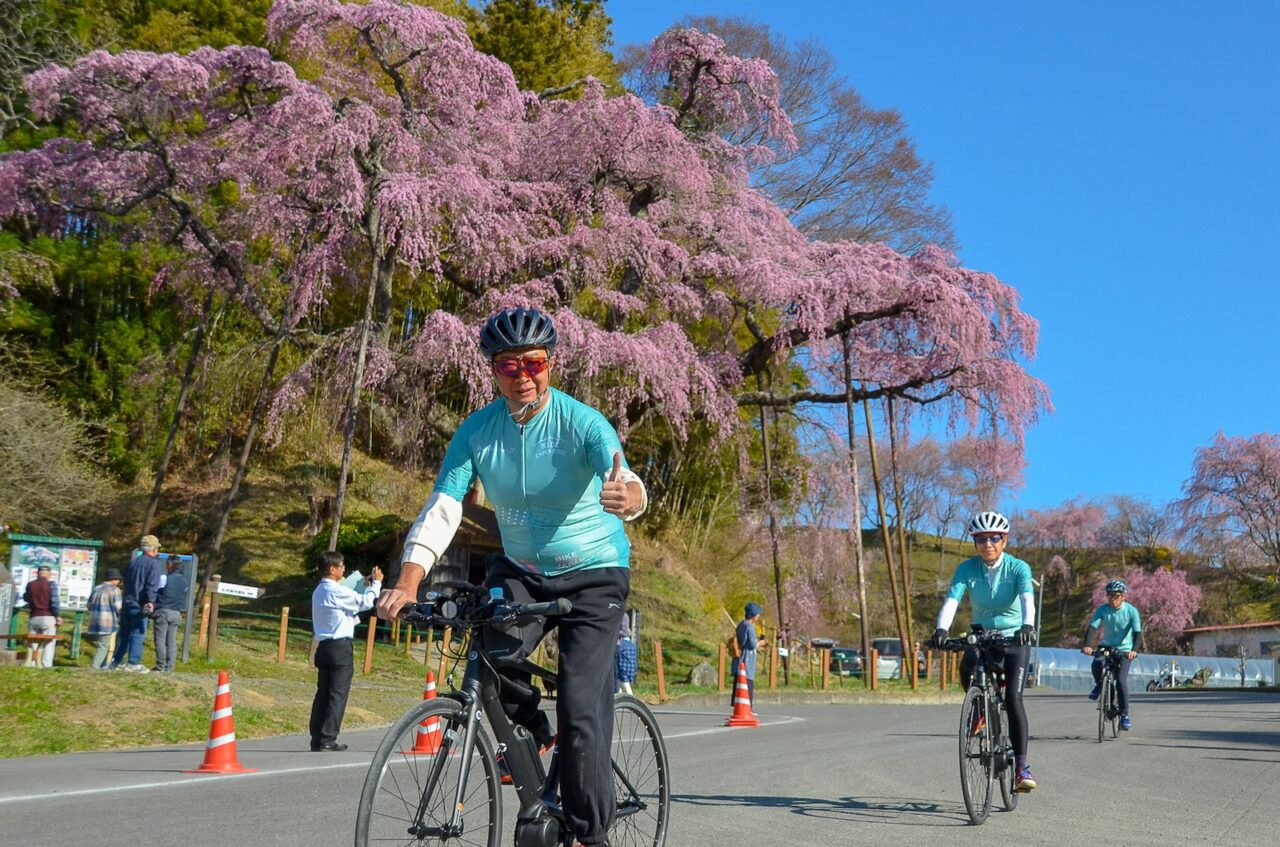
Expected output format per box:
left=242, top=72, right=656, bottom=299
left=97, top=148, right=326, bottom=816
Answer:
left=911, top=642, right=920, bottom=690
left=405, top=624, right=413, bottom=656
left=821, top=648, right=830, bottom=690
left=197, top=595, right=211, bottom=648
left=769, top=635, right=778, bottom=690
left=205, top=576, right=222, bottom=662
left=437, top=626, right=452, bottom=682
left=653, top=640, right=667, bottom=702
left=363, top=615, right=377, bottom=675
left=870, top=648, right=879, bottom=690
left=718, top=643, right=727, bottom=692
left=276, top=606, right=290, bottom=664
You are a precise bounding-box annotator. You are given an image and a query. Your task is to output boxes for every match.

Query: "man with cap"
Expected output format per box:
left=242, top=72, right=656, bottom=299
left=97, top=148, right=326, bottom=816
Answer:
left=111, top=534, right=165, bottom=673
left=85, top=568, right=124, bottom=669
left=732, top=602, right=765, bottom=709
left=23, top=564, right=61, bottom=668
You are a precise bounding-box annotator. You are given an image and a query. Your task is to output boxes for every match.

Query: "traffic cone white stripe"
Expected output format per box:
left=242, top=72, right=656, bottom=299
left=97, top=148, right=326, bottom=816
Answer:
left=208, top=732, right=236, bottom=748
left=212, top=707, right=233, bottom=720
left=216, top=683, right=231, bottom=695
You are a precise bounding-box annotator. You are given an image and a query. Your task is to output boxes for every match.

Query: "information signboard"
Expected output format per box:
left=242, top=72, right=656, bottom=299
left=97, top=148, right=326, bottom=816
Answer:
left=8, top=534, right=103, bottom=612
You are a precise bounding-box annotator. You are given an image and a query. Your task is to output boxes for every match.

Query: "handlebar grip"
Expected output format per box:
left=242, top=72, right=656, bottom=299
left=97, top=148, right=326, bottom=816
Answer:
left=521, top=598, right=572, bottom=617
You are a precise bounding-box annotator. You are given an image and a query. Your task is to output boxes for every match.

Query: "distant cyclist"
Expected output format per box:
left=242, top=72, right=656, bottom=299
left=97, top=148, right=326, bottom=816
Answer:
left=1083, top=580, right=1143, bottom=730
left=376, top=307, right=647, bottom=847
left=930, top=510, right=1039, bottom=792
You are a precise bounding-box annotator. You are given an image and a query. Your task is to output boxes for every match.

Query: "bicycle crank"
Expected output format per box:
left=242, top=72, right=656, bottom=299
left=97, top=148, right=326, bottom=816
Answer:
left=514, top=815, right=561, bottom=847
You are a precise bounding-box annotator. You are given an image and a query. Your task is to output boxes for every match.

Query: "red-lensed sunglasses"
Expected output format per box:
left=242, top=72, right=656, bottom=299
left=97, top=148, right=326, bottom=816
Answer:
left=493, top=357, right=550, bottom=378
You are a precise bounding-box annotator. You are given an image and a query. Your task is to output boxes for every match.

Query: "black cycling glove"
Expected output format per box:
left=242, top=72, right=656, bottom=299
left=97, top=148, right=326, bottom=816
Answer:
left=930, top=628, right=948, bottom=649
left=1015, top=624, right=1035, bottom=645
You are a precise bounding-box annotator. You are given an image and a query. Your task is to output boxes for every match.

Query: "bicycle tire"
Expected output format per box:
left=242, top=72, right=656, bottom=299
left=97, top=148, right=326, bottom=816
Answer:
left=1097, top=674, right=1110, bottom=743
left=994, top=704, right=1018, bottom=812
left=1145, top=679, right=1158, bottom=692
left=958, top=687, right=993, bottom=825
left=1109, top=677, right=1120, bottom=739
left=355, top=698, right=501, bottom=847
left=609, top=695, right=670, bottom=847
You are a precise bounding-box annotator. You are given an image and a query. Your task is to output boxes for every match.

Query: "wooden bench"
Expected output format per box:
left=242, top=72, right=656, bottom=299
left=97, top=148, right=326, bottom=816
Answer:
left=22, top=633, right=63, bottom=668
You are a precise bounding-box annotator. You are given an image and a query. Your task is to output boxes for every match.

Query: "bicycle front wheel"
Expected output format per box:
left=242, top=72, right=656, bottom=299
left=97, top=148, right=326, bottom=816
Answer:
left=958, top=687, right=993, bottom=825
left=355, top=697, right=501, bottom=847
left=994, top=705, right=1018, bottom=812
left=1109, top=679, right=1120, bottom=739
left=1097, top=674, right=1111, bottom=743
left=609, top=695, right=670, bottom=847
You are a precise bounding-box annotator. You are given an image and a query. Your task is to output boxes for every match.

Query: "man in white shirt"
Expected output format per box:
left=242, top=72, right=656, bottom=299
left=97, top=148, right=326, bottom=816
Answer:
left=310, top=551, right=381, bottom=752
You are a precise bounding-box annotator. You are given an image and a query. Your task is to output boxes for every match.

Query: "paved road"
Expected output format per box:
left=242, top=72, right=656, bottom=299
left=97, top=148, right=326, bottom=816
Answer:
left=1, top=689, right=1276, bottom=846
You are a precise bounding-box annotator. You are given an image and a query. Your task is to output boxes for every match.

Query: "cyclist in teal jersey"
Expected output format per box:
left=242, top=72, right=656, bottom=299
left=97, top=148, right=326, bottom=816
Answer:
left=1083, top=579, right=1143, bottom=730
left=930, top=510, right=1039, bottom=792
left=377, top=307, right=647, bottom=847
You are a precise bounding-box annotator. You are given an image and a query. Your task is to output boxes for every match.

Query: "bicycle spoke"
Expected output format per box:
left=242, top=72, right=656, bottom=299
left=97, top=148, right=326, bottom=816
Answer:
left=608, top=696, right=669, bottom=847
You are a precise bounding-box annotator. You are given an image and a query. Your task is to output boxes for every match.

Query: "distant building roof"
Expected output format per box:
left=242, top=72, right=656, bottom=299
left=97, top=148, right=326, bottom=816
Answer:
left=1183, top=620, right=1280, bottom=634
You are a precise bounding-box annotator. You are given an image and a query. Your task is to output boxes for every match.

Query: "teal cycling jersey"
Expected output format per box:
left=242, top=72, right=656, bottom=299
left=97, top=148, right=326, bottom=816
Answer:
left=946, top=554, right=1034, bottom=635
left=1088, top=601, right=1142, bottom=651
left=433, top=388, right=630, bottom=576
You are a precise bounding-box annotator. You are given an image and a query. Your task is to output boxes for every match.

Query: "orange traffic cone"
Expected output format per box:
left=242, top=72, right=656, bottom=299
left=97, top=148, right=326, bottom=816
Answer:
left=412, top=669, right=443, bottom=754
left=725, top=661, right=760, bottom=727
left=183, top=670, right=257, bottom=774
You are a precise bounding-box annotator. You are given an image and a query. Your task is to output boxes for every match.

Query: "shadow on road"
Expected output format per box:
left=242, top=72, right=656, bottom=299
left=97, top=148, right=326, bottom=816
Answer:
left=672, top=793, right=987, bottom=827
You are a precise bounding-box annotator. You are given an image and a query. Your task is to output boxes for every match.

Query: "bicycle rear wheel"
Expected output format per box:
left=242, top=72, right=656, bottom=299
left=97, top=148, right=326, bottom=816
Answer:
left=609, top=695, right=670, bottom=847
left=1096, top=675, right=1111, bottom=743
left=958, top=687, right=993, bottom=825
left=355, top=698, right=501, bottom=847
left=994, top=705, right=1018, bottom=812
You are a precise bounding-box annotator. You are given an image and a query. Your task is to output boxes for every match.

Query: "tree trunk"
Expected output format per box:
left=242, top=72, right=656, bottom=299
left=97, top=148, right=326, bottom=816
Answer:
left=863, top=398, right=910, bottom=663
left=196, top=333, right=285, bottom=602
left=757, top=372, right=788, bottom=685
left=841, top=332, right=870, bottom=679
left=141, top=287, right=217, bottom=535
left=329, top=239, right=393, bottom=551
left=886, top=396, right=915, bottom=670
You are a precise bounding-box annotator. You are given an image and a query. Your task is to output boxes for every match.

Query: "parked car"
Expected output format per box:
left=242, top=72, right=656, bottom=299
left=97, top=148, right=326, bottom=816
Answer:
left=809, top=636, right=837, bottom=649
left=870, top=637, right=926, bottom=680
left=829, top=647, right=863, bottom=677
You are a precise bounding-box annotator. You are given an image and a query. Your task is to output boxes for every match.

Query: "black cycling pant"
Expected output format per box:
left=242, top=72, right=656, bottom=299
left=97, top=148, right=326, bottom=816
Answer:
left=960, top=642, right=1030, bottom=758
left=482, top=556, right=629, bottom=846
left=1092, top=653, right=1133, bottom=715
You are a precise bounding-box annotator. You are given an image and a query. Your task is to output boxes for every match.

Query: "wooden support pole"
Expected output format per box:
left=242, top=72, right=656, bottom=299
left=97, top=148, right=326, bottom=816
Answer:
left=405, top=624, right=413, bottom=656
left=276, top=606, right=290, bottom=664
left=911, top=642, right=920, bottom=690
left=718, top=643, right=727, bottom=692
left=870, top=648, right=879, bottom=690
left=821, top=648, right=831, bottom=690
left=653, top=640, right=667, bottom=702
left=769, top=634, right=778, bottom=690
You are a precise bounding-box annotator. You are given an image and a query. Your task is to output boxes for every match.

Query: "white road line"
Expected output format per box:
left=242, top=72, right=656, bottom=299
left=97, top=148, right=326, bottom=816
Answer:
left=0, top=761, right=369, bottom=805
left=0, top=715, right=806, bottom=806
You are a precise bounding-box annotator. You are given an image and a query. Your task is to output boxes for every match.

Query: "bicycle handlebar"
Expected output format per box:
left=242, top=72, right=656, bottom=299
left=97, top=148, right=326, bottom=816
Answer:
left=397, top=584, right=573, bottom=628
left=938, top=629, right=1011, bottom=652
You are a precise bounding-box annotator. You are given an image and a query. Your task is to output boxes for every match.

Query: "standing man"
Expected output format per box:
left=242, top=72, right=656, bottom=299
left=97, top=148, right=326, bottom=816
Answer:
left=929, top=510, right=1038, bottom=792
left=84, top=568, right=123, bottom=669
left=111, top=534, right=165, bottom=673
left=153, top=557, right=188, bottom=673
left=1084, top=579, right=1143, bottom=730
left=23, top=564, right=60, bottom=668
left=310, top=551, right=381, bottom=752
left=731, top=602, right=763, bottom=709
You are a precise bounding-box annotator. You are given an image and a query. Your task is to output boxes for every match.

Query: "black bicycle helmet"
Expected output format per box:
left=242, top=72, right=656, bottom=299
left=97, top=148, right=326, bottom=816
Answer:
left=478, top=307, right=557, bottom=359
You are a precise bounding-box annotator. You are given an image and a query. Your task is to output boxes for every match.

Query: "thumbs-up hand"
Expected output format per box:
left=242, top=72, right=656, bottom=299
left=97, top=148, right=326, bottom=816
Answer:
left=600, top=451, right=633, bottom=517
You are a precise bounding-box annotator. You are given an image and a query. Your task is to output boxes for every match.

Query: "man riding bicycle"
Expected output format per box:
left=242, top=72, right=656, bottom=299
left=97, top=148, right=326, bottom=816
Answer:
left=930, top=510, right=1039, bottom=792
left=376, top=307, right=647, bottom=847
left=1083, top=579, right=1143, bottom=730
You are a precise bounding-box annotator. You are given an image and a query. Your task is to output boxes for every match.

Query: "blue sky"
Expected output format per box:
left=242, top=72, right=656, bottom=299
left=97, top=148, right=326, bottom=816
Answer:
left=609, top=0, right=1280, bottom=512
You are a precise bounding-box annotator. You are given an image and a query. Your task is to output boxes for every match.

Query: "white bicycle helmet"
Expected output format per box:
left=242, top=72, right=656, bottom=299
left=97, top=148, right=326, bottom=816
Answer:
left=967, top=510, right=1010, bottom=536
